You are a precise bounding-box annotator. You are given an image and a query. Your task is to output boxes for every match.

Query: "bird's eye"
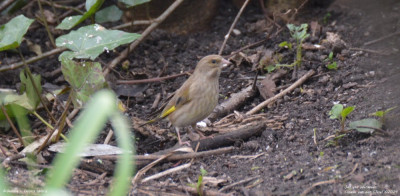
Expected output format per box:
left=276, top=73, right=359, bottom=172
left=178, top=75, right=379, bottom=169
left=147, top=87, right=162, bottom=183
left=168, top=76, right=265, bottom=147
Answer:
left=211, top=59, right=217, bottom=64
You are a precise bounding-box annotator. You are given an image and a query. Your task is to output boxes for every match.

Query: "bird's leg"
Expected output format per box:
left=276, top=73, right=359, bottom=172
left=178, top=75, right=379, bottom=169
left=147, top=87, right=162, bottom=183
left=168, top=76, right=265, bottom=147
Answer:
left=191, top=124, right=206, bottom=138
left=175, top=127, right=190, bottom=146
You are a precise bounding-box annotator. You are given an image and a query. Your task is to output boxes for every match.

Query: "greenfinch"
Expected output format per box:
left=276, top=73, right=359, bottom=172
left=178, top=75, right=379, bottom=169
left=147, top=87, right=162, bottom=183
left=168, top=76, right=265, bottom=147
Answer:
left=145, top=55, right=230, bottom=145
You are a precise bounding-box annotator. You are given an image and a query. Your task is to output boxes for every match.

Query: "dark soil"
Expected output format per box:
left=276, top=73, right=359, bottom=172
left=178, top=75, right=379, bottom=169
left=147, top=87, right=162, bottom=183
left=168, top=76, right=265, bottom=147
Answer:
left=1, top=0, right=399, bottom=195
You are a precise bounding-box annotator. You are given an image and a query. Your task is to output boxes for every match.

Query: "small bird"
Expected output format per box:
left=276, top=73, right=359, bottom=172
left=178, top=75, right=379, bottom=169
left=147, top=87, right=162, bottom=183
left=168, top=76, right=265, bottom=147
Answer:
left=144, top=55, right=230, bottom=145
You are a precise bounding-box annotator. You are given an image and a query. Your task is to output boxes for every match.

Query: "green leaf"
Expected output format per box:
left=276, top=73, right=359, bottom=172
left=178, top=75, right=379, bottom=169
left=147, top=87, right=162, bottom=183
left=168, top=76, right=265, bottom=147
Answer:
left=56, top=0, right=104, bottom=30
left=341, top=106, right=355, bottom=119
left=45, top=90, right=134, bottom=196
left=56, top=24, right=141, bottom=60
left=327, top=62, right=337, bottom=70
left=200, top=168, right=207, bottom=176
left=119, top=0, right=150, bottom=7
left=329, top=104, right=343, bottom=119
left=265, top=65, right=276, bottom=73
left=60, top=57, right=107, bottom=107
left=0, top=92, right=34, bottom=112
left=56, top=15, right=82, bottom=30
left=19, top=70, right=42, bottom=109
left=328, top=52, right=334, bottom=60
left=0, top=15, right=34, bottom=51
left=278, top=41, right=292, bottom=50
left=95, top=5, right=123, bottom=23
left=349, top=118, right=382, bottom=133
left=370, top=106, right=397, bottom=117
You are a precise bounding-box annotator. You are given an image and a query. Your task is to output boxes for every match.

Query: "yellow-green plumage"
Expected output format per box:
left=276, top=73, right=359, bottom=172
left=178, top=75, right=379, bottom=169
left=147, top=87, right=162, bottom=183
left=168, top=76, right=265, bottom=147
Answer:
left=148, top=55, right=230, bottom=144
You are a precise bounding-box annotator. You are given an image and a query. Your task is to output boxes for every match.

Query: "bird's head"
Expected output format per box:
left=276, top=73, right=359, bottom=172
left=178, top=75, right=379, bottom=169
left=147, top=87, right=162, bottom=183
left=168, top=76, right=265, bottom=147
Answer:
left=194, top=55, right=231, bottom=78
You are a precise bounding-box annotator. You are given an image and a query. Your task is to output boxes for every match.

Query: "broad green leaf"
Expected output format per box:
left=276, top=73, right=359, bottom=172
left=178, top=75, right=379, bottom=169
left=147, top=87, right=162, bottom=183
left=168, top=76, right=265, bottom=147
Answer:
left=19, top=70, right=42, bottom=109
left=56, top=24, right=140, bottom=60
left=0, top=92, right=31, bottom=127
left=56, top=15, right=82, bottom=30
left=329, top=104, right=343, bottom=119
left=60, top=57, right=107, bottom=107
left=56, top=0, right=104, bottom=30
left=86, top=0, right=98, bottom=11
left=0, top=15, right=34, bottom=51
left=119, top=0, right=150, bottom=7
left=0, top=92, right=34, bottom=112
left=349, top=118, right=382, bottom=133
left=95, top=5, right=123, bottom=23
left=341, top=106, right=355, bottom=119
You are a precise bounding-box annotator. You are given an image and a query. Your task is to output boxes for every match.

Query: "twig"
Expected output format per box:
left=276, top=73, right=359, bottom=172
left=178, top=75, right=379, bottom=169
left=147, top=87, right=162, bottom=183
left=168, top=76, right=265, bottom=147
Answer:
left=1, top=106, right=25, bottom=147
left=99, top=147, right=234, bottom=167
left=219, top=176, right=260, bottom=192
left=116, top=72, right=189, bottom=85
left=313, top=128, right=317, bottom=145
left=59, top=2, right=85, bottom=20
left=300, top=179, right=337, bottom=196
left=1, top=153, right=26, bottom=168
left=246, top=69, right=315, bottom=115
left=84, top=172, right=107, bottom=186
left=173, top=185, right=230, bottom=196
left=226, top=39, right=268, bottom=59
left=132, top=151, right=175, bottom=184
left=37, top=0, right=56, bottom=48
left=41, top=0, right=85, bottom=15
left=364, top=31, right=400, bottom=46
left=0, top=0, right=16, bottom=13
left=103, top=0, right=185, bottom=76
left=0, top=47, right=66, bottom=72
left=142, top=162, right=191, bottom=183
left=151, top=93, right=161, bottom=109
left=218, top=0, right=251, bottom=55
left=103, top=129, right=114, bottom=144
left=112, top=20, right=153, bottom=30
left=349, top=48, right=388, bottom=55
left=0, top=144, right=8, bottom=157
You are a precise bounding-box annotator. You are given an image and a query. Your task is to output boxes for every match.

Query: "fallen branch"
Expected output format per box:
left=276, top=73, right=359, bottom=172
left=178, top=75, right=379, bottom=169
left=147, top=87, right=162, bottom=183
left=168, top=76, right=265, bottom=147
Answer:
left=246, top=69, right=315, bottom=115
left=209, top=85, right=257, bottom=121
left=155, top=118, right=266, bottom=155
left=103, top=0, right=185, bottom=76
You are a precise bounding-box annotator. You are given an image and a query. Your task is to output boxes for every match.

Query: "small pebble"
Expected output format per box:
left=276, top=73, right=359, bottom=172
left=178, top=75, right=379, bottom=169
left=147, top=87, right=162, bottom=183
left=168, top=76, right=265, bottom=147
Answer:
left=232, top=28, right=241, bottom=36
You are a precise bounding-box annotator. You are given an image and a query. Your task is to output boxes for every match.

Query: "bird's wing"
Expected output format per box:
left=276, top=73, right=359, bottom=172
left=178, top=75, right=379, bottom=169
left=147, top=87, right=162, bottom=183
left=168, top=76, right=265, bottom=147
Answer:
left=140, top=79, right=192, bottom=126
left=161, top=82, right=192, bottom=117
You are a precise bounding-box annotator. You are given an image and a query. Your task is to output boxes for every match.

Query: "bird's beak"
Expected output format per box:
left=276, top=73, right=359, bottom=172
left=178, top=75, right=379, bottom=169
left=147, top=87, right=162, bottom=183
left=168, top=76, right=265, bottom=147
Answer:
left=221, top=58, right=231, bottom=68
